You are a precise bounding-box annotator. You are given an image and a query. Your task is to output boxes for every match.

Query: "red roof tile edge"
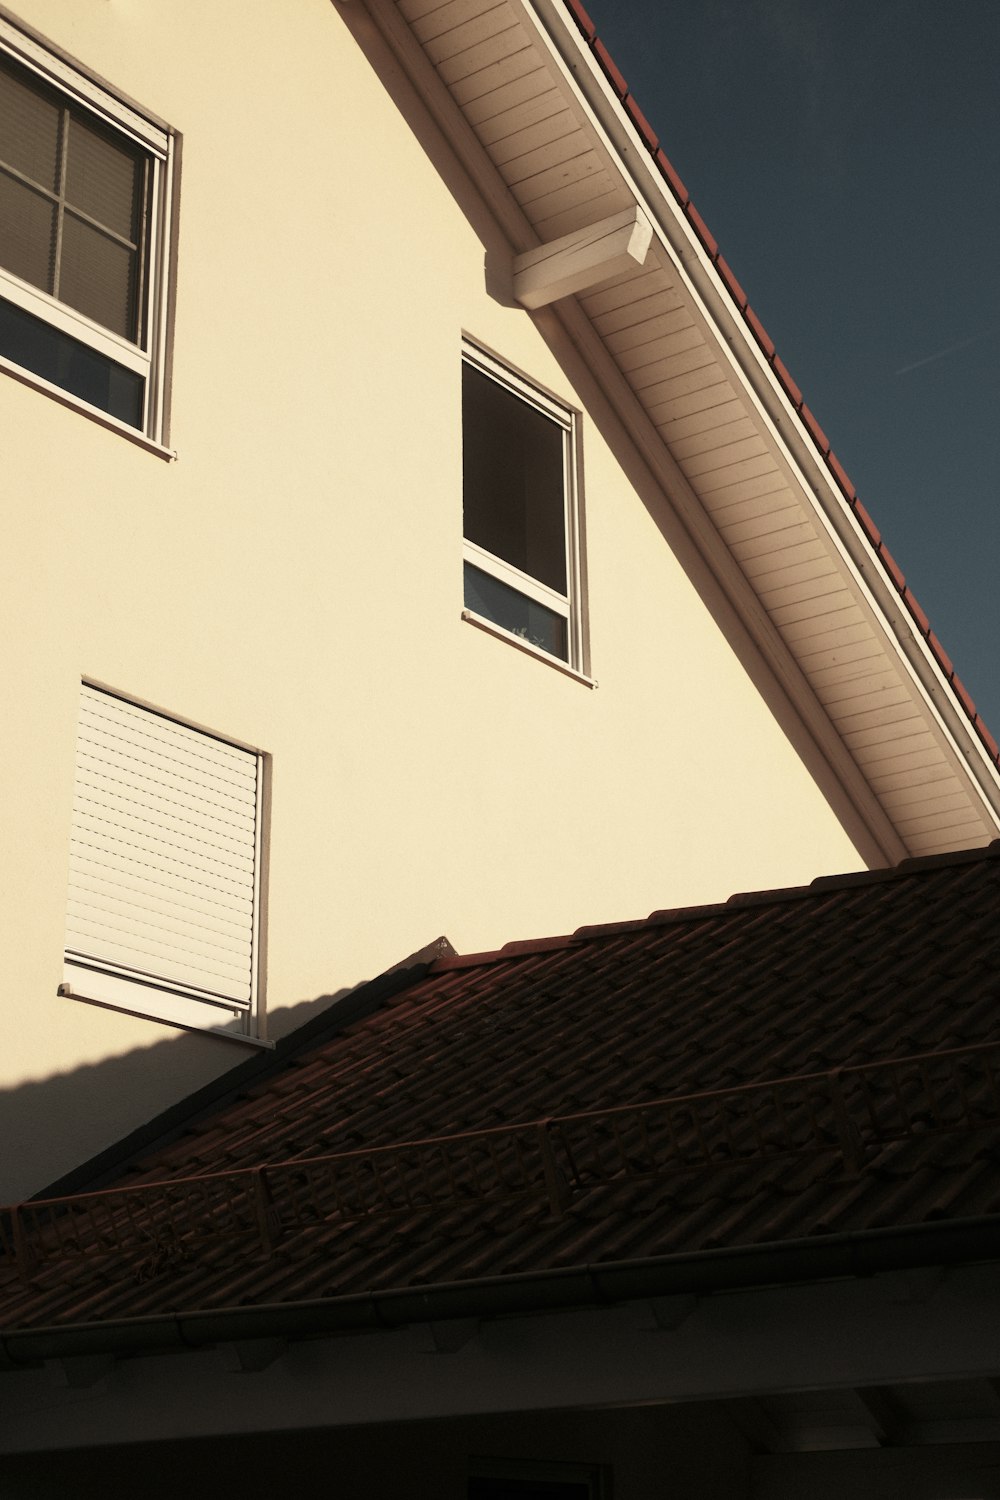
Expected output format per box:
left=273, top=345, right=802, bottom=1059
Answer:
left=427, top=839, right=1000, bottom=971
left=433, top=934, right=578, bottom=970
left=7, top=1217, right=1000, bottom=1360
left=558, top=1, right=997, bottom=765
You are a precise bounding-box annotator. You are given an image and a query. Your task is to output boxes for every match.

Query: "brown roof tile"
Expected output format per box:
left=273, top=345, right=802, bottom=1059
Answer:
left=4, top=844, right=1000, bottom=1335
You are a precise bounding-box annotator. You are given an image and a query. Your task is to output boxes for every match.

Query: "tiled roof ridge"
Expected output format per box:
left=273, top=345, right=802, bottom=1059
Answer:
left=560, top=0, right=999, bottom=769
left=581, top=838, right=1000, bottom=936
left=429, top=839, right=1000, bottom=965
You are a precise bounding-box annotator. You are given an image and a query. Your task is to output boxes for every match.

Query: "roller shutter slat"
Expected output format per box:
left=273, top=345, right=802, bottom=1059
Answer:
left=66, top=687, right=260, bottom=1008
left=74, top=754, right=258, bottom=832
left=67, top=874, right=253, bottom=945
left=71, top=797, right=257, bottom=872
left=68, top=855, right=253, bottom=926
left=78, top=702, right=258, bottom=795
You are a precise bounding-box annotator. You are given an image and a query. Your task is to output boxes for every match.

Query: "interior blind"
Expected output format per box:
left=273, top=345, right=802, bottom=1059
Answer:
left=0, top=58, right=60, bottom=294
left=66, top=686, right=260, bottom=1009
left=0, top=53, right=144, bottom=340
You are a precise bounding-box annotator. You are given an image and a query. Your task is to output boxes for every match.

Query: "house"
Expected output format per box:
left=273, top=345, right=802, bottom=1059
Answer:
left=2, top=841, right=1000, bottom=1497
left=2, top=0, right=999, bottom=1490
left=3, top=0, right=999, bottom=1204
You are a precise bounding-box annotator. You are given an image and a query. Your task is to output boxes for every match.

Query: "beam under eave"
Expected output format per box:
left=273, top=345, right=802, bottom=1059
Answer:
left=513, top=205, right=652, bottom=310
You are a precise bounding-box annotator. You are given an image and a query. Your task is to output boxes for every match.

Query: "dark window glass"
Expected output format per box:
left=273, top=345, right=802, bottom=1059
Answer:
left=464, top=562, right=568, bottom=661
left=0, top=59, right=60, bottom=188
left=60, top=213, right=137, bottom=339
left=65, top=113, right=141, bottom=239
left=463, top=361, right=567, bottom=595
left=0, top=295, right=143, bottom=426
left=0, top=54, right=145, bottom=343
left=0, top=170, right=56, bottom=288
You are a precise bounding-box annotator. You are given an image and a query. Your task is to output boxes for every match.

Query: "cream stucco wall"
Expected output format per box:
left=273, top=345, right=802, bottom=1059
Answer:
left=0, top=0, right=863, bottom=1198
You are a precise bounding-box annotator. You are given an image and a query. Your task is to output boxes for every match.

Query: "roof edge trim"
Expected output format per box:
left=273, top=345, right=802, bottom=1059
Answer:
left=554, top=2, right=999, bottom=772
left=524, top=0, right=1000, bottom=828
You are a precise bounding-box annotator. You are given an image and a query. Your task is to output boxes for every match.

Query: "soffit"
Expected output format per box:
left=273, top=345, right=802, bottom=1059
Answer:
left=729, top=1378, right=1000, bottom=1452
left=389, top=0, right=1000, bottom=857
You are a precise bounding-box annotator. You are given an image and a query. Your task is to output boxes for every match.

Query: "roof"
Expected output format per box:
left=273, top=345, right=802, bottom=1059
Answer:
left=4, top=842, right=1000, bottom=1346
left=560, top=1, right=996, bottom=761
left=363, top=0, right=1000, bottom=860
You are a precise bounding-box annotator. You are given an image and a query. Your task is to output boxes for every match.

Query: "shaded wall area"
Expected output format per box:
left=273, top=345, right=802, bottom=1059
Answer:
left=756, top=1443, right=1000, bottom=1499
left=1, top=944, right=436, bottom=1202
left=0, top=1403, right=749, bottom=1500
left=3, top=1399, right=999, bottom=1499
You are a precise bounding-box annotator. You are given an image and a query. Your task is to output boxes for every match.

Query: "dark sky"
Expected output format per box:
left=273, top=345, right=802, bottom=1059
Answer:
left=584, top=0, right=1000, bottom=734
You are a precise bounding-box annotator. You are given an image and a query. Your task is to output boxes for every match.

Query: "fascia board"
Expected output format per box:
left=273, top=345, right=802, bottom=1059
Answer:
left=520, top=0, right=1000, bottom=830
left=350, top=0, right=997, bottom=851
left=349, top=1, right=906, bottom=862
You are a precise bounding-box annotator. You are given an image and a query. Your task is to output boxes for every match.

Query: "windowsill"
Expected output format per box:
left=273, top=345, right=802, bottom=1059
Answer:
left=58, top=983, right=274, bottom=1049
left=0, top=353, right=176, bottom=460
left=462, top=609, right=597, bottom=687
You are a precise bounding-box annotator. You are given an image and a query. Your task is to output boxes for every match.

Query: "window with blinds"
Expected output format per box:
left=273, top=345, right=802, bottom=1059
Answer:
left=64, top=686, right=265, bottom=1035
left=0, top=22, right=173, bottom=440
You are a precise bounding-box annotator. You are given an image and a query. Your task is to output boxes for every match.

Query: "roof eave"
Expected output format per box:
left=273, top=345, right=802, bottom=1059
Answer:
left=354, top=0, right=1000, bottom=857
left=521, top=0, right=1000, bottom=831
left=4, top=1212, right=1000, bottom=1370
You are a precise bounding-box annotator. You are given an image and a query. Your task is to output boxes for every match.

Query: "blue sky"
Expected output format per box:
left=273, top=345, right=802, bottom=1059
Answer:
left=585, top=0, right=1000, bottom=733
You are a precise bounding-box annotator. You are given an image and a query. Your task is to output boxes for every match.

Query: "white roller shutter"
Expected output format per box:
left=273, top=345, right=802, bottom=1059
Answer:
left=65, top=685, right=261, bottom=1013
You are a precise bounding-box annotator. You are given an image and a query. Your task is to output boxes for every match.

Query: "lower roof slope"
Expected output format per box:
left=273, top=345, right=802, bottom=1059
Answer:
left=3, top=844, right=1000, bottom=1338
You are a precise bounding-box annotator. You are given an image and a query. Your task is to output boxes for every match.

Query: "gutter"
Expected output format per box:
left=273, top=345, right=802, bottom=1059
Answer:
left=3, top=1214, right=1000, bottom=1370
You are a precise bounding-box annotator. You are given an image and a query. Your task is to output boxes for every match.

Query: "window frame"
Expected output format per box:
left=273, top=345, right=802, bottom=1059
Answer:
left=61, top=684, right=268, bottom=1043
left=462, top=339, right=586, bottom=674
left=0, top=17, right=175, bottom=448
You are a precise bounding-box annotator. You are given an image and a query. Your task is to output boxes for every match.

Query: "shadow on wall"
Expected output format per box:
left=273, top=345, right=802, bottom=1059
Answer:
left=0, top=1401, right=756, bottom=1500
left=0, top=936, right=454, bottom=1205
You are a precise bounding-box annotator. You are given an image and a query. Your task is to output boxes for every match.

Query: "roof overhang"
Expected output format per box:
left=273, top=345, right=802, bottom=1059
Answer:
left=346, top=0, right=1000, bottom=863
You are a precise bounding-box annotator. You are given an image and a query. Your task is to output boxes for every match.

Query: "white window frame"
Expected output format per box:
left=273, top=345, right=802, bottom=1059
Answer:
left=462, top=339, right=586, bottom=673
left=61, top=685, right=268, bottom=1042
left=0, top=17, right=175, bottom=447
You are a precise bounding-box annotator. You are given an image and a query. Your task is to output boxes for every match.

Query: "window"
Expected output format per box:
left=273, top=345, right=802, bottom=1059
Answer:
left=0, top=21, right=173, bottom=441
left=463, top=342, right=584, bottom=669
left=62, top=686, right=266, bottom=1037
